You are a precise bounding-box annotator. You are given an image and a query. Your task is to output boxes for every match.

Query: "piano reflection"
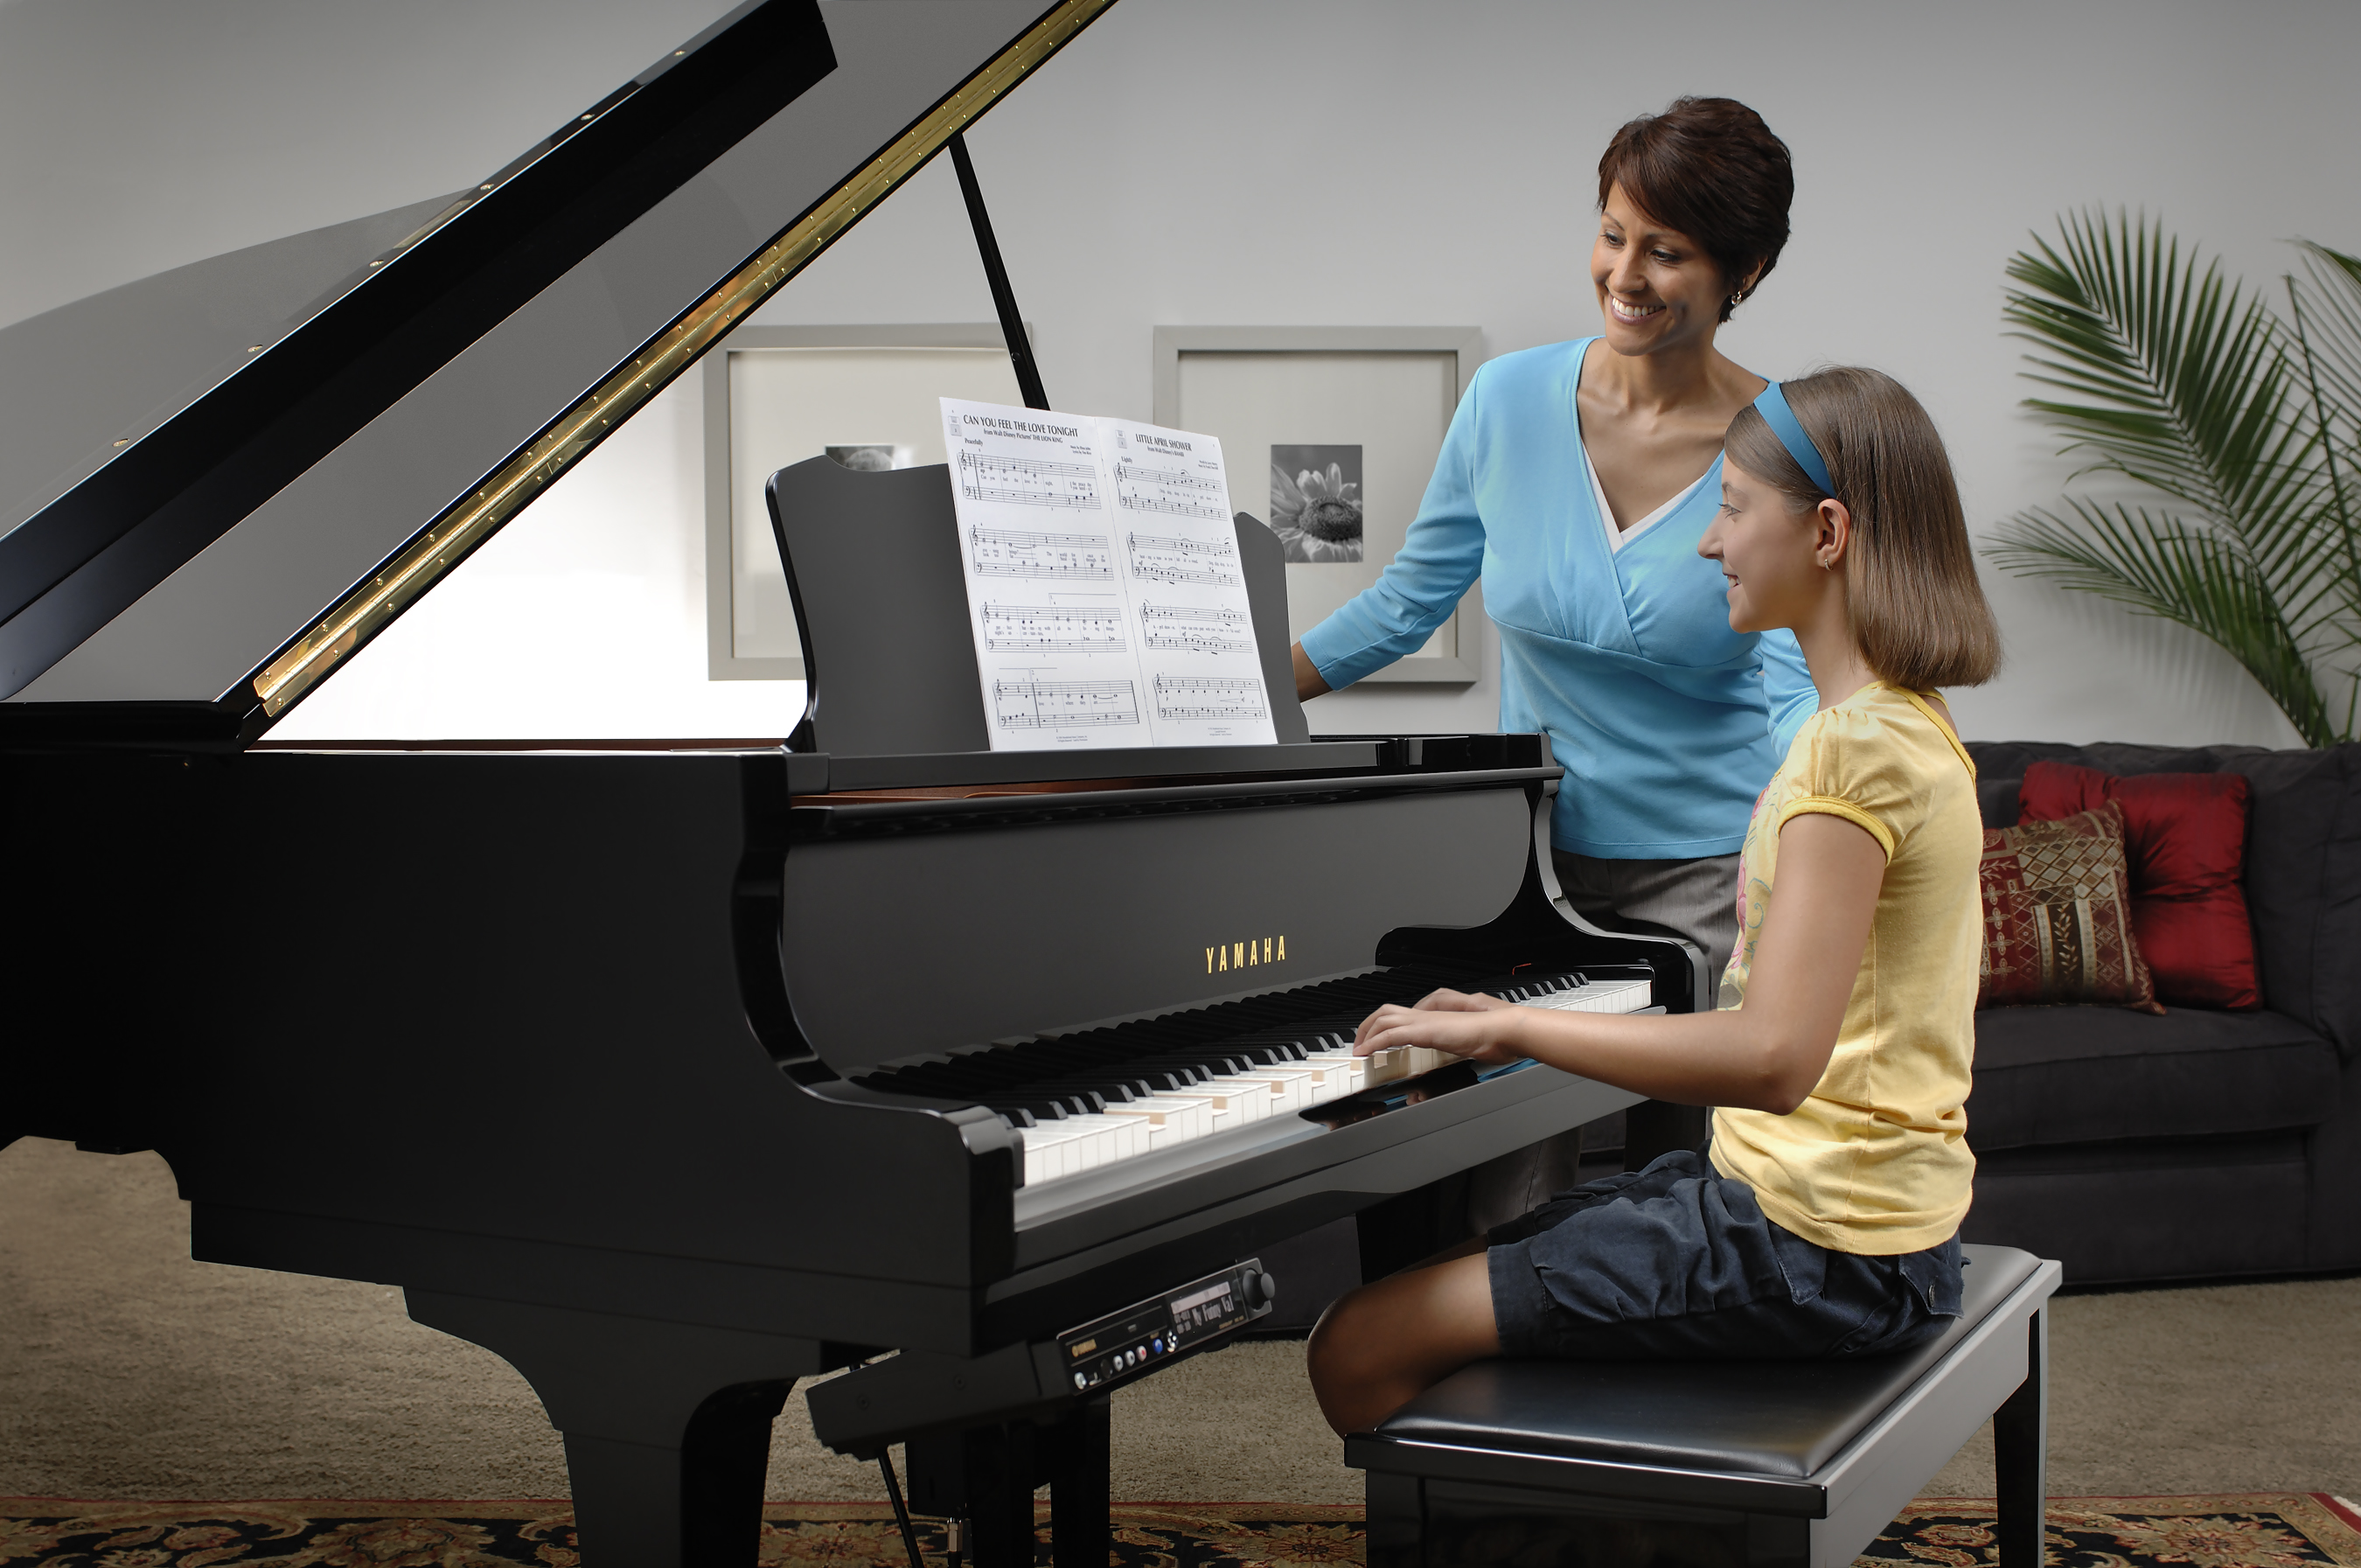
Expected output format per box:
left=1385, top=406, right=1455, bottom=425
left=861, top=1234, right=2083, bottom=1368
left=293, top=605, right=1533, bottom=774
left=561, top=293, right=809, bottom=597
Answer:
left=0, top=3, right=1705, bottom=1565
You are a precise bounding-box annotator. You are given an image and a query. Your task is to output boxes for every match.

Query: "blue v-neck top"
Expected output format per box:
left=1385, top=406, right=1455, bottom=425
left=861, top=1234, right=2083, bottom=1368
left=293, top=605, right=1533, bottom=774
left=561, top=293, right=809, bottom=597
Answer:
left=1299, top=338, right=1817, bottom=859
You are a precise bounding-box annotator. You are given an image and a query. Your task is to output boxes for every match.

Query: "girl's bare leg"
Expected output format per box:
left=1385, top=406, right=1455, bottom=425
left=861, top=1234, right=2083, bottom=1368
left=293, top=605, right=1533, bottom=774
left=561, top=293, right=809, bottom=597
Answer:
left=1305, top=1250, right=1501, bottom=1436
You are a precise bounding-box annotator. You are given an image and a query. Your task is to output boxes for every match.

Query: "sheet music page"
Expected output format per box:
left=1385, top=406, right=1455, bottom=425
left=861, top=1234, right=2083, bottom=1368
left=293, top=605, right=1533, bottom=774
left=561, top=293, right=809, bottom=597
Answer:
left=942, top=398, right=1275, bottom=751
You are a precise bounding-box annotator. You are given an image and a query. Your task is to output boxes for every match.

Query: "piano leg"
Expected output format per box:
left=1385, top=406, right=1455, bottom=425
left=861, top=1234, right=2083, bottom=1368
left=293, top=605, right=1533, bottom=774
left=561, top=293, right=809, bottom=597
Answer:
left=909, top=1422, right=1040, bottom=1567
left=903, top=1401, right=1109, bottom=1568
left=406, top=1291, right=822, bottom=1568
left=1045, top=1396, right=1111, bottom=1568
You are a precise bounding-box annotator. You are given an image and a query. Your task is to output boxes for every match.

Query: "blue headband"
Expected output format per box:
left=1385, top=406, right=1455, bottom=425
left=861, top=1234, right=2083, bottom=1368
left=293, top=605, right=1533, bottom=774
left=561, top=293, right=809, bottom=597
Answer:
left=1752, top=381, right=1835, bottom=497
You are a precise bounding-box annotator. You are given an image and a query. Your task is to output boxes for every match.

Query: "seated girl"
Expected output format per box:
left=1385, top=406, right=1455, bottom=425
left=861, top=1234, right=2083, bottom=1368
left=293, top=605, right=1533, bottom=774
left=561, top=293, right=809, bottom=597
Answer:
left=1306, top=366, right=2002, bottom=1437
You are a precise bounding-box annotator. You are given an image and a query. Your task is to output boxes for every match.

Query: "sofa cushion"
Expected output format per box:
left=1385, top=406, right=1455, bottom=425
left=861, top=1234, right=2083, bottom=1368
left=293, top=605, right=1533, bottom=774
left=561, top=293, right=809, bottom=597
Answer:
left=2021, top=760, right=2260, bottom=1009
left=1968, top=741, right=2361, bottom=1056
left=1977, top=804, right=2161, bottom=1013
left=1969, top=1003, right=2342, bottom=1150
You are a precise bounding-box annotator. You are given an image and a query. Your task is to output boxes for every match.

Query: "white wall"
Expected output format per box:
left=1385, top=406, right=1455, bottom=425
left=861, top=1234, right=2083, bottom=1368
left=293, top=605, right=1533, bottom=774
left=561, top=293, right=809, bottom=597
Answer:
left=10, top=0, right=2358, bottom=745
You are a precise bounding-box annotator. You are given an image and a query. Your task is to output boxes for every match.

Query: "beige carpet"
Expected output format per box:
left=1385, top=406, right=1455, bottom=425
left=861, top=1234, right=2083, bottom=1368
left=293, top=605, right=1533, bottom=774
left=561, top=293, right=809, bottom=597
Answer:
left=2, top=1139, right=2354, bottom=1503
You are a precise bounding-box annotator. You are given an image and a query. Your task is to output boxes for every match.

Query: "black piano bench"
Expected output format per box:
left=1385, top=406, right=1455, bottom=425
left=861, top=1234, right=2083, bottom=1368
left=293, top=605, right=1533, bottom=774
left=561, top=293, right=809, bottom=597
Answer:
left=1345, top=1244, right=2061, bottom=1568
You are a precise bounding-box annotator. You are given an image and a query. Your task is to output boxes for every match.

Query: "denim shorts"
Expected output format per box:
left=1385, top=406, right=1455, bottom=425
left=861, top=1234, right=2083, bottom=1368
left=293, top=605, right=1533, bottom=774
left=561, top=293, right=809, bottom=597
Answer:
left=1486, top=1149, right=1962, bottom=1361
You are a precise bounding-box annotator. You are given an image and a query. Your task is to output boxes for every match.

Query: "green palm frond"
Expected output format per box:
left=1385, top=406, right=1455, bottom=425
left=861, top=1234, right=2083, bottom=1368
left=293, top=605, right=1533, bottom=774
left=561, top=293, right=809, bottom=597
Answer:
left=2002, top=213, right=2318, bottom=557
left=2287, top=244, right=2361, bottom=632
left=2290, top=242, right=2361, bottom=423
left=1990, top=501, right=2333, bottom=745
left=1990, top=212, right=2359, bottom=746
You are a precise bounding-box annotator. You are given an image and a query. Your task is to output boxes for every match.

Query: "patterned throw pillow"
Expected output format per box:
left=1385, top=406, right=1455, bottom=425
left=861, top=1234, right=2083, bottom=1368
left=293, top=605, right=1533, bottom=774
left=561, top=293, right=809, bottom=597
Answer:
left=1978, top=800, right=2163, bottom=1013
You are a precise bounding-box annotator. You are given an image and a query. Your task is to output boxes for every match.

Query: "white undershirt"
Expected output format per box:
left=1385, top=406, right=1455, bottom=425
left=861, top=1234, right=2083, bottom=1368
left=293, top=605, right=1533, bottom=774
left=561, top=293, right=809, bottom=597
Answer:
left=1584, top=436, right=1709, bottom=554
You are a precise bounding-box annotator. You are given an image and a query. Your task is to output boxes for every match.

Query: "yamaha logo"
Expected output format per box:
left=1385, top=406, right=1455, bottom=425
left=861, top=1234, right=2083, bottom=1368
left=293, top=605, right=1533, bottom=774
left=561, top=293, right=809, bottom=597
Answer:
left=1206, top=937, right=1285, bottom=974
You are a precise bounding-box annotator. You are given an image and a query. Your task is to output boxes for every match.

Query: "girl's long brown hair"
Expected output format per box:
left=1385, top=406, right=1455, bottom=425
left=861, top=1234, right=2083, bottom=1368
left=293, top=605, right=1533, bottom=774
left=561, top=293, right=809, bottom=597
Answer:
left=1724, top=366, right=2002, bottom=689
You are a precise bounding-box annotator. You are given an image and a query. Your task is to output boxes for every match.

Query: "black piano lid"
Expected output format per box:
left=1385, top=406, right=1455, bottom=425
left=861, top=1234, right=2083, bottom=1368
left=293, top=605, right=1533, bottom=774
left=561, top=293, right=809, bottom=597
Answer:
left=0, top=0, right=1117, bottom=741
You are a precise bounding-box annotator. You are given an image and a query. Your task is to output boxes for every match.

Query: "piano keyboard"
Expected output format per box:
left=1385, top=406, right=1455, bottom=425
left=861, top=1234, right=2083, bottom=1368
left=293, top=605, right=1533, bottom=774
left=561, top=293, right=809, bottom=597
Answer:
left=855, top=967, right=1653, bottom=1187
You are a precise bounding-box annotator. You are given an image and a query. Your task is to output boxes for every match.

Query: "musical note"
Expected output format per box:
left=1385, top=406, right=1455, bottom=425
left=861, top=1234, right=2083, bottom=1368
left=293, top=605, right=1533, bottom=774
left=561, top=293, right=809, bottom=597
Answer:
left=994, top=679, right=1142, bottom=730
left=944, top=396, right=1275, bottom=750
left=1154, top=672, right=1266, bottom=721
left=1128, top=530, right=1241, bottom=587
left=981, top=603, right=1127, bottom=652
left=969, top=526, right=1114, bottom=581
left=1141, top=602, right=1253, bottom=654
left=1114, top=460, right=1230, bottom=520
left=958, top=449, right=1102, bottom=510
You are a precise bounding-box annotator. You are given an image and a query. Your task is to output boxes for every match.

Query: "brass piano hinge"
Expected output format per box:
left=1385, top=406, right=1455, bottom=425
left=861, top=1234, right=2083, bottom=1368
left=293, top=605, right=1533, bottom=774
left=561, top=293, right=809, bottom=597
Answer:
left=252, top=0, right=1118, bottom=718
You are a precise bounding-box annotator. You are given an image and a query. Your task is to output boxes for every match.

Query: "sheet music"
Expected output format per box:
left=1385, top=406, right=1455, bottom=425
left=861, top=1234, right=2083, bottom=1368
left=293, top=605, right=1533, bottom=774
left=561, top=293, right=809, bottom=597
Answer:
left=944, top=398, right=1275, bottom=750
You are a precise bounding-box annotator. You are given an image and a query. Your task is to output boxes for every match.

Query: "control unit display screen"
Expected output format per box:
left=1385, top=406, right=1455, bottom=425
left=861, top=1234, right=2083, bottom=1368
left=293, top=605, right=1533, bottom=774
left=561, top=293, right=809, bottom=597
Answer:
left=1055, top=1259, right=1268, bottom=1393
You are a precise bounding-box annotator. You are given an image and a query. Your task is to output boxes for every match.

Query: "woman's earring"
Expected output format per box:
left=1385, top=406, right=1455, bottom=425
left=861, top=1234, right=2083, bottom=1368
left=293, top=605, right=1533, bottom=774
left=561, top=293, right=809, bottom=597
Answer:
left=1729, top=292, right=1744, bottom=309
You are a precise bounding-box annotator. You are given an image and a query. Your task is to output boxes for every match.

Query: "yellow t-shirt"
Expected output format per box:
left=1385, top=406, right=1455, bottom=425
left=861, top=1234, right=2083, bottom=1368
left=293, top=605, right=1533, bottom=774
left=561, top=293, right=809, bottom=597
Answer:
left=1709, top=681, right=1981, bottom=1255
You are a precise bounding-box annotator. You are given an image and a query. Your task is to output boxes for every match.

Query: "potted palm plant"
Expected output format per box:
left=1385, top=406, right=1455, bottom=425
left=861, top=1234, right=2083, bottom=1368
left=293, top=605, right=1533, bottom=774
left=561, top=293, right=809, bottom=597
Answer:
left=1990, top=213, right=2361, bottom=746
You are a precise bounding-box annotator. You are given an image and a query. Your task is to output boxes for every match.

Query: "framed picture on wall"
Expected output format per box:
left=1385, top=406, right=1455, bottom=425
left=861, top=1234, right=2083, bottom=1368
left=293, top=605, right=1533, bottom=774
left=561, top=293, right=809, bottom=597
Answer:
left=1152, top=326, right=1483, bottom=684
left=702, top=324, right=1025, bottom=679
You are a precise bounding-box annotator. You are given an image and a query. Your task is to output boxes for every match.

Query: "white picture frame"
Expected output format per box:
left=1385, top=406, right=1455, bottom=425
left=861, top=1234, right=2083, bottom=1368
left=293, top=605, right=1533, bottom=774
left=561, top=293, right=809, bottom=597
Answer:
left=703, top=324, right=1026, bottom=680
left=1153, top=326, right=1484, bottom=685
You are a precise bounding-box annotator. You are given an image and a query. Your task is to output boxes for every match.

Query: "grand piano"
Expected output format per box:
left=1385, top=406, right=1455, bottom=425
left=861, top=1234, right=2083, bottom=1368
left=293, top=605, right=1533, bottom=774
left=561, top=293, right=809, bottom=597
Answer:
left=0, top=3, right=1699, bottom=1565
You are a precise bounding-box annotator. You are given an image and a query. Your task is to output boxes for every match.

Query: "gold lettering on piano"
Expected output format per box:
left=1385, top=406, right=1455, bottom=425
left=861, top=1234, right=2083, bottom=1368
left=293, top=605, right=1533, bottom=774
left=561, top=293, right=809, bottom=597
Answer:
left=1205, top=937, right=1287, bottom=973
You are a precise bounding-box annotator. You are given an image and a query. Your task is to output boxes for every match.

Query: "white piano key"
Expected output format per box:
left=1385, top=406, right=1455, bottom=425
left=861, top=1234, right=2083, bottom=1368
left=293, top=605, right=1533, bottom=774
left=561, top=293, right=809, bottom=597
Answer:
left=1524, top=976, right=1654, bottom=1014
left=1246, top=1067, right=1320, bottom=1111
left=1064, top=1113, right=1141, bottom=1167
left=1015, top=1120, right=1092, bottom=1181
left=1291, top=1055, right=1361, bottom=1098
left=1205, top=1073, right=1283, bottom=1117
left=1108, top=1094, right=1211, bottom=1142
left=1178, top=1079, right=1265, bottom=1124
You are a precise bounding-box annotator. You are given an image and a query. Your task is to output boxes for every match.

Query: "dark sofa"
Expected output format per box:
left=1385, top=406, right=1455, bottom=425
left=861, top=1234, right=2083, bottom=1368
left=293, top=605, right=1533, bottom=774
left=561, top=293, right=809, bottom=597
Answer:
left=1963, top=739, right=2361, bottom=1285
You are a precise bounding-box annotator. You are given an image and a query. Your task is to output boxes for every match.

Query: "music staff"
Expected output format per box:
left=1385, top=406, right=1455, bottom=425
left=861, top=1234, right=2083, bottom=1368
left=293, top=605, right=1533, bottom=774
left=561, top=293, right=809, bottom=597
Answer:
left=1128, top=531, right=1241, bottom=587
left=981, top=603, right=1128, bottom=652
left=1141, top=603, right=1253, bottom=653
left=993, top=678, right=1142, bottom=730
left=970, top=525, right=1114, bottom=581
left=958, top=449, right=1102, bottom=510
left=1114, top=461, right=1229, bottom=521
left=1153, top=672, right=1267, bottom=721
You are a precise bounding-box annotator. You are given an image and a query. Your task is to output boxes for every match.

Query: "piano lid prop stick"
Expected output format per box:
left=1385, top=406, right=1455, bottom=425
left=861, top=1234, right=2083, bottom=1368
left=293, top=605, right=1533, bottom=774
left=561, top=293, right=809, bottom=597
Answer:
left=949, top=130, right=1052, bottom=411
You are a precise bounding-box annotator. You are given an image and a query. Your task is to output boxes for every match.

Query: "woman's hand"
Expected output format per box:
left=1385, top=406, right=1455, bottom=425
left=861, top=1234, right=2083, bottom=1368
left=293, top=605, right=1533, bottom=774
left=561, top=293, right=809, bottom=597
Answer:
left=1353, top=988, right=1525, bottom=1067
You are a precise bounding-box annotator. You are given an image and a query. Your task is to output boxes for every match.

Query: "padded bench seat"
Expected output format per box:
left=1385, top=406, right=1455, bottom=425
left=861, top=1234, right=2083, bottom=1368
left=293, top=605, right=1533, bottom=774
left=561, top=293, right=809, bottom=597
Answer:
left=1346, top=1244, right=2061, bottom=1568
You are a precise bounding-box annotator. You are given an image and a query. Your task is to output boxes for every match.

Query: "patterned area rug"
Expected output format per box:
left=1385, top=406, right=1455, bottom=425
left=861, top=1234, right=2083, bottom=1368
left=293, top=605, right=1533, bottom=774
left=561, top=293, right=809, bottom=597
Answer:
left=0, top=1494, right=2354, bottom=1565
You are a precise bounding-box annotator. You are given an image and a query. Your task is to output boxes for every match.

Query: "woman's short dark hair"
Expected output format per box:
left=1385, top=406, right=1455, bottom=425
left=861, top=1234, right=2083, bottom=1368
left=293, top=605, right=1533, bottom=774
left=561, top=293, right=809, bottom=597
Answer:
left=1598, top=97, right=1793, bottom=321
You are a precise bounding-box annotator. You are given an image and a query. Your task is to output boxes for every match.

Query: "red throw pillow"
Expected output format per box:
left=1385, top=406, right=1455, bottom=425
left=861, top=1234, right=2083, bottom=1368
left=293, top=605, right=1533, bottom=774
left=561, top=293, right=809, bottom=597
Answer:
left=1979, top=801, right=2164, bottom=1013
left=2018, top=760, right=2260, bottom=1009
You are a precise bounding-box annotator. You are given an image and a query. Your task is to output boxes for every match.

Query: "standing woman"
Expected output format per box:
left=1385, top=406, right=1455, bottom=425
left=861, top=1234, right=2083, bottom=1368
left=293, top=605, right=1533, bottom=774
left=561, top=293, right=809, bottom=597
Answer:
left=1291, top=97, right=1813, bottom=1192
